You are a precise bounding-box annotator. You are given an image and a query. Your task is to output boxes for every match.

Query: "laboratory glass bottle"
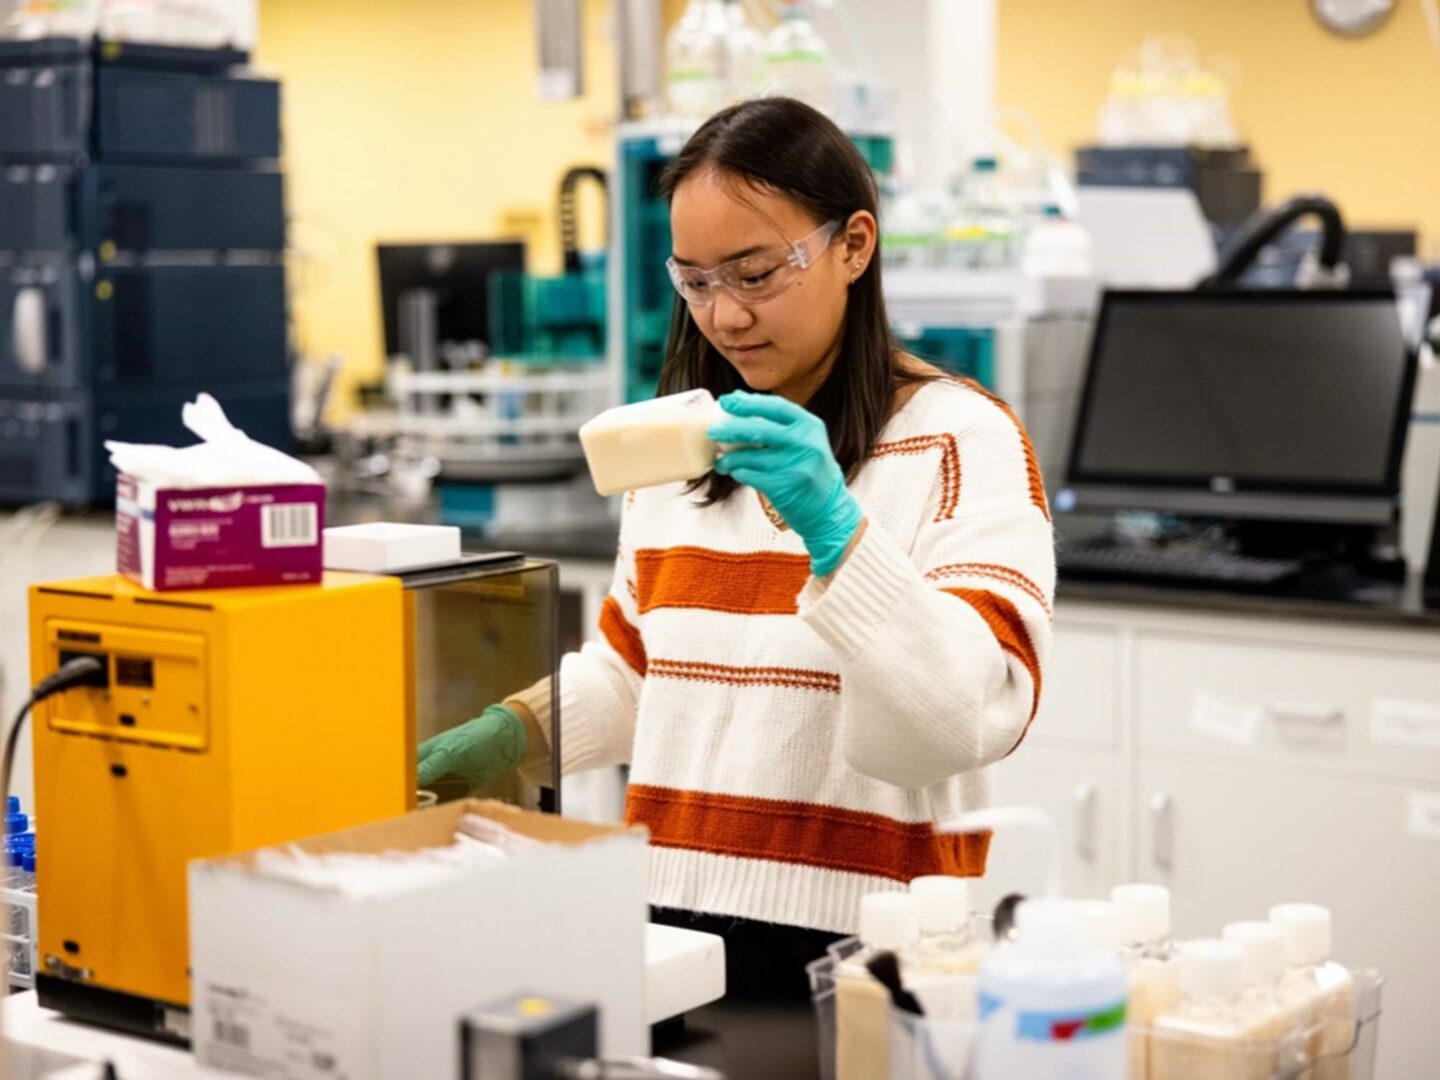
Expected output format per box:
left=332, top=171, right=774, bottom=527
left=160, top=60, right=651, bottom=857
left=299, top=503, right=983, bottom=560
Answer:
left=908, top=875, right=987, bottom=974
left=721, top=0, right=764, bottom=102
left=974, top=898, right=1128, bottom=1080
left=762, top=0, right=831, bottom=112
left=665, top=0, right=730, bottom=120
left=1151, top=939, right=1276, bottom=1080
left=835, top=891, right=920, bottom=1080
left=1269, top=903, right=1357, bottom=1080
left=1111, top=882, right=1181, bottom=1080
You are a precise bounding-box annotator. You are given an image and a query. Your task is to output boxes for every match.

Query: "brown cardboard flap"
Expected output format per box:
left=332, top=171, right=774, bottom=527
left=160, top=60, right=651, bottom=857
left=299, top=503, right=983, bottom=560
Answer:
left=203, top=799, right=646, bottom=870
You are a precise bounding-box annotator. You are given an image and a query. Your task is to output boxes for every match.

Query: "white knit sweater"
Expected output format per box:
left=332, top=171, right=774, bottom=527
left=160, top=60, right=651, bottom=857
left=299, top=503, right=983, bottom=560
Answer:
left=533, top=378, right=1055, bottom=934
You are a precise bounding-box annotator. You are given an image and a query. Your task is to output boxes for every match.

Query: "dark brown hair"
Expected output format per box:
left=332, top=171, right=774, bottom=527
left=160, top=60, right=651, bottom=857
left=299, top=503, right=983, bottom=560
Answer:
left=656, top=97, right=936, bottom=503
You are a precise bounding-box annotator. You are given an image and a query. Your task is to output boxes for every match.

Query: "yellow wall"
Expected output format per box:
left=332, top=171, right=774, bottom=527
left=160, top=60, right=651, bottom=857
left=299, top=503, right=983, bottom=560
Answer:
left=997, top=0, right=1440, bottom=251
left=256, top=0, right=620, bottom=407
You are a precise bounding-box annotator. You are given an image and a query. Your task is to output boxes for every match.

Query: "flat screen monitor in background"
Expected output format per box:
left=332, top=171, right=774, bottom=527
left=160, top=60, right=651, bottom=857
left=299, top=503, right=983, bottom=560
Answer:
left=377, top=242, right=526, bottom=357
left=1060, top=290, right=1417, bottom=527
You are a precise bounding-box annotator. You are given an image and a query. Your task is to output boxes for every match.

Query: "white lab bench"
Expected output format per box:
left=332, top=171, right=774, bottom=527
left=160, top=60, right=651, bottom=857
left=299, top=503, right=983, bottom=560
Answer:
left=986, top=582, right=1440, bottom=1078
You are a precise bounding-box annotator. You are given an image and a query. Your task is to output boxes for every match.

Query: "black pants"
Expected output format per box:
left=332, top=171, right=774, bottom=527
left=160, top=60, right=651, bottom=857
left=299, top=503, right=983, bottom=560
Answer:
left=651, top=907, right=845, bottom=1001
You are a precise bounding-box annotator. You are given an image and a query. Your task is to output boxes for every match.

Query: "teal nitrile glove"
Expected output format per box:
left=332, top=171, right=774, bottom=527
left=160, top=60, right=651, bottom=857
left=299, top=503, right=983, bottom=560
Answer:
left=708, top=390, right=863, bottom=577
left=417, top=704, right=527, bottom=790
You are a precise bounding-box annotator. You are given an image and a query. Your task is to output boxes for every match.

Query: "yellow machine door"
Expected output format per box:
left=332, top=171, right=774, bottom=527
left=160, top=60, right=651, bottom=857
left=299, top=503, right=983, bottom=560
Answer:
left=36, top=732, right=228, bottom=1007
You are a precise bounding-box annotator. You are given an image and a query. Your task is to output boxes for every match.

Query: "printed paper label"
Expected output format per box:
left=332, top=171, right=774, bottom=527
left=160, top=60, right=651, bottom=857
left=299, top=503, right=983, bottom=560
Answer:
left=1371, top=698, right=1440, bottom=750
left=1189, top=691, right=1263, bottom=749
left=1406, top=791, right=1440, bottom=843
left=197, top=979, right=368, bottom=1080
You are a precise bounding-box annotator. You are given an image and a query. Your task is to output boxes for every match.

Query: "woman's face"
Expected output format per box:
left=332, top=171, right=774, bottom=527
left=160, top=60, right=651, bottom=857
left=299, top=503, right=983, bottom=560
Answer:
left=670, top=169, right=875, bottom=402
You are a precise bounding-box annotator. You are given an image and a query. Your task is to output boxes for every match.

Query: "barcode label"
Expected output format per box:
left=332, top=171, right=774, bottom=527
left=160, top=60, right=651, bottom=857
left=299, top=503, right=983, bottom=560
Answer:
left=214, top=1018, right=251, bottom=1050
left=261, top=503, right=318, bottom=548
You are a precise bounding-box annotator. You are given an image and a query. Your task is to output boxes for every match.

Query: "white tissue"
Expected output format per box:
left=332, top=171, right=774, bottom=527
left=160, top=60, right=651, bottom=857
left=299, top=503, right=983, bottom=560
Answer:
left=105, top=392, right=321, bottom=489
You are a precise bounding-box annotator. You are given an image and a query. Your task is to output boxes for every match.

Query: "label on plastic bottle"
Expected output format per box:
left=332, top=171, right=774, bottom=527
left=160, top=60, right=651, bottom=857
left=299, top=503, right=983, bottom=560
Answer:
left=980, top=992, right=1128, bottom=1041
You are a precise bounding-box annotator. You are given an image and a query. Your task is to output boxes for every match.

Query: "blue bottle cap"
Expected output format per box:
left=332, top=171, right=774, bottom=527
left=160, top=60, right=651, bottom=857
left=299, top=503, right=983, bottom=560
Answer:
left=7, top=848, right=22, bottom=868
left=5, top=810, right=28, bottom=835
left=22, top=852, right=34, bottom=874
left=6, top=796, right=17, bottom=814
left=16, top=833, right=34, bottom=851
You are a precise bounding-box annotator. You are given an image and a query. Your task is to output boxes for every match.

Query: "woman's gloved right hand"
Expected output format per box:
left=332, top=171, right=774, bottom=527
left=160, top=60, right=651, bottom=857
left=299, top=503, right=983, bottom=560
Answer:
left=417, top=704, right=527, bottom=789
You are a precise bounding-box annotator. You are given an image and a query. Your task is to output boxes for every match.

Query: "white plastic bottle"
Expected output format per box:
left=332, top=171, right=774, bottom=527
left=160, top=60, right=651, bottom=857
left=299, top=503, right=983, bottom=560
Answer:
left=1269, top=903, right=1356, bottom=1080
left=665, top=0, right=731, bottom=120
left=762, top=0, right=831, bottom=112
left=909, top=875, right=987, bottom=974
left=1021, top=205, right=1094, bottom=278
left=1223, top=920, right=1306, bottom=1074
left=974, top=898, right=1128, bottom=1080
left=1111, top=883, right=1182, bottom=1080
left=1151, top=939, right=1276, bottom=1080
left=836, top=891, right=921, bottom=1080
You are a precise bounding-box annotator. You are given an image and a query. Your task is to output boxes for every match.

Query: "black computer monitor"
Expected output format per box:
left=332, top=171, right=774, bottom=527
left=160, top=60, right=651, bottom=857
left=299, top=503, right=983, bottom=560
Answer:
left=376, top=241, right=526, bottom=356
left=1059, top=290, right=1417, bottom=526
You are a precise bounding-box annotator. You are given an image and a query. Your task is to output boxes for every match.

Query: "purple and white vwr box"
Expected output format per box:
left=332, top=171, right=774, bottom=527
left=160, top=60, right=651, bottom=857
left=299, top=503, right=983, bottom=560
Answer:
left=116, top=475, right=326, bottom=591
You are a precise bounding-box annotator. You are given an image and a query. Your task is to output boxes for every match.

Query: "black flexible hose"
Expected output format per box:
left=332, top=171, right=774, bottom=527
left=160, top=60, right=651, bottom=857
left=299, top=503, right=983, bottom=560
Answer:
left=1199, top=193, right=1347, bottom=289
left=559, top=166, right=609, bottom=275
left=3, top=656, right=106, bottom=820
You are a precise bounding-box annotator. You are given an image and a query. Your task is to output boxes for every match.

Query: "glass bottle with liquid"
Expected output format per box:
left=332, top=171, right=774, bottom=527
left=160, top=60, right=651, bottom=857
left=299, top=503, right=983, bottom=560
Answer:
left=1151, top=939, right=1276, bottom=1080
left=1269, top=903, right=1357, bottom=1079
left=835, top=891, right=920, bottom=1080
left=1112, top=883, right=1182, bottom=1080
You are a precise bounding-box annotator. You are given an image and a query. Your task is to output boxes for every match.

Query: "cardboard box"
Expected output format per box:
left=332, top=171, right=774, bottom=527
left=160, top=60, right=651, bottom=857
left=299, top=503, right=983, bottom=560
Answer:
left=189, top=800, right=649, bottom=1080
left=116, top=475, right=325, bottom=591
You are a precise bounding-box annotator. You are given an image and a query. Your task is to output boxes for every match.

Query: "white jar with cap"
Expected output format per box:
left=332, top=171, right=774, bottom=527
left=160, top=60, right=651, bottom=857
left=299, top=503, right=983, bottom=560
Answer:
left=836, top=891, right=921, bottom=1080
left=1111, top=883, right=1181, bottom=1080
left=1151, top=939, right=1275, bottom=1080
left=909, top=875, right=987, bottom=975
left=974, top=898, right=1128, bottom=1080
left=1269, top=903, right=1356, bottom=1079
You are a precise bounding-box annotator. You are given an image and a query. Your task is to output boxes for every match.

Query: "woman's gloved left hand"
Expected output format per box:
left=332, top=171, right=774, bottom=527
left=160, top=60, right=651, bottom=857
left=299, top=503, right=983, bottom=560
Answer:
left=707, top=390, right=863, bottom=577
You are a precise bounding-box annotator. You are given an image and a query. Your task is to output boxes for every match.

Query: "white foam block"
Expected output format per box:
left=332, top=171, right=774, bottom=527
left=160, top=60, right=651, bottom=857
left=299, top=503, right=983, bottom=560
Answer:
left=645, top=923, right=727, bottom=1023
left=323, top=522, right=461, bottom=573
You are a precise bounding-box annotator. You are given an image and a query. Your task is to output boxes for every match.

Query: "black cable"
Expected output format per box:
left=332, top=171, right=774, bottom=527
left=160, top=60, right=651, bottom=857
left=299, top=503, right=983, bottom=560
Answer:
left=558, top=166, right=609, bottom=275
left=3, top=656, right=106, bottom=822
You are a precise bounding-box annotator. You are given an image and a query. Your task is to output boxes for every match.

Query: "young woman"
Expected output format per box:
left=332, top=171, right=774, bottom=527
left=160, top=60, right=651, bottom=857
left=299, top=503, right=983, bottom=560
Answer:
left=419, top=97, right=1055, bottom=999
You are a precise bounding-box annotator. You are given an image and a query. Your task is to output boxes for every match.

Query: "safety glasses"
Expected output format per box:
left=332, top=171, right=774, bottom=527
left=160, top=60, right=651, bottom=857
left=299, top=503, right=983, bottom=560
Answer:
left=665, top=219, right=845, bottom=309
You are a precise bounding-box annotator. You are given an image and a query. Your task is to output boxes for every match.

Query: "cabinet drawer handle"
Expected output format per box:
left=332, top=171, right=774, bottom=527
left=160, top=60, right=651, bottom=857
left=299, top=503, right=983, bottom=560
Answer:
left=1073, top=781, right=1097, bottom=862
left=1150, top=792, right=1174, bottom=871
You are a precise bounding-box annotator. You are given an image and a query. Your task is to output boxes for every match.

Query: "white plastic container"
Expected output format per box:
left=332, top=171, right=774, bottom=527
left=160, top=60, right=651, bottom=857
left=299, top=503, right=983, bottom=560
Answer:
left=909, top=876, right=988, bottom=975
left=1021, top=205, right=1095, bottom=278
left=1269, top=903, right=1357, bottom=1080
left=1150, top=940, right=1277, bottom=1080
left=974, top=898, right=1128, bottom=1080
left=578, top=389, right=726, bottom=497
left=836, top=891, right=921, bottom=1080
left=1112, top=883, right=1182, bottom=1080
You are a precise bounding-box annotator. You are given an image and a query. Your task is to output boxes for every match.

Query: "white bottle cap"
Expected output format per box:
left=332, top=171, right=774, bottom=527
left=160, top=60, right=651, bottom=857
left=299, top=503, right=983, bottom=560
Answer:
left=1179, top=939, right=1246, bottom=1000
left=1110, top=883, right=1171, bottom=945
left=910, top=876, right=969, bottom=934
left=1077, top=899, right=1123, bottom=951
left=1015, top=898, right=1086, bottom=948
left=859, top=891, right=920, bottom=951
left=1222, top=921, right=1286, bottom=985
left=1268, top=903, right=1332, bottom=966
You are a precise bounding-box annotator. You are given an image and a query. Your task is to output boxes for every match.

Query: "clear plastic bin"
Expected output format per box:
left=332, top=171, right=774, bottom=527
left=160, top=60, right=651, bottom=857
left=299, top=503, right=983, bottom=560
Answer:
left=809, top=948, right=1383, bottom=1080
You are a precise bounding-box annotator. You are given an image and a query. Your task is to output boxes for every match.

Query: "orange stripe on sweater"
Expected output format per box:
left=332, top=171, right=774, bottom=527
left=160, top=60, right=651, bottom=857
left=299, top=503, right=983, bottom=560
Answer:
left=957, top=378, right=1051, bottom=521
left=625, top=784, right=991, bottom=881
left=635, top=547, right=812, bottom=615
left=599, top=596, right=646, bottom=676
left=872, top=433, right=962, bottom=520
left=649, top=658, right=841, bottom=693
left=942, top=587, right=1042, bottom=755
left=926, top=562, right=1053, bottom=619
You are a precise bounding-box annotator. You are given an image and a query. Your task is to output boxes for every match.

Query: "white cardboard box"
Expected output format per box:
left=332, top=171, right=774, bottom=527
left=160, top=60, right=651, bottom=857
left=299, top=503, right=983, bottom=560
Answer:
left=189, top=800, right=649, bottom=1080
left=322, top=523, right=461, bottom=573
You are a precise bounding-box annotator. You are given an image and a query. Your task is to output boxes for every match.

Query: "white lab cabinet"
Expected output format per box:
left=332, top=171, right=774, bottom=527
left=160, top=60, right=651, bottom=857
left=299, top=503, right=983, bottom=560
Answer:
left=996, top=596, right=1440, bottom=1078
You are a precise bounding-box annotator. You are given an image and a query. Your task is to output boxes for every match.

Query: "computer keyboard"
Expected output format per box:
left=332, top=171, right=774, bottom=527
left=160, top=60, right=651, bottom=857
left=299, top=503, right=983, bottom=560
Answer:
left=1057, top=540, right=1304, bottom=588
